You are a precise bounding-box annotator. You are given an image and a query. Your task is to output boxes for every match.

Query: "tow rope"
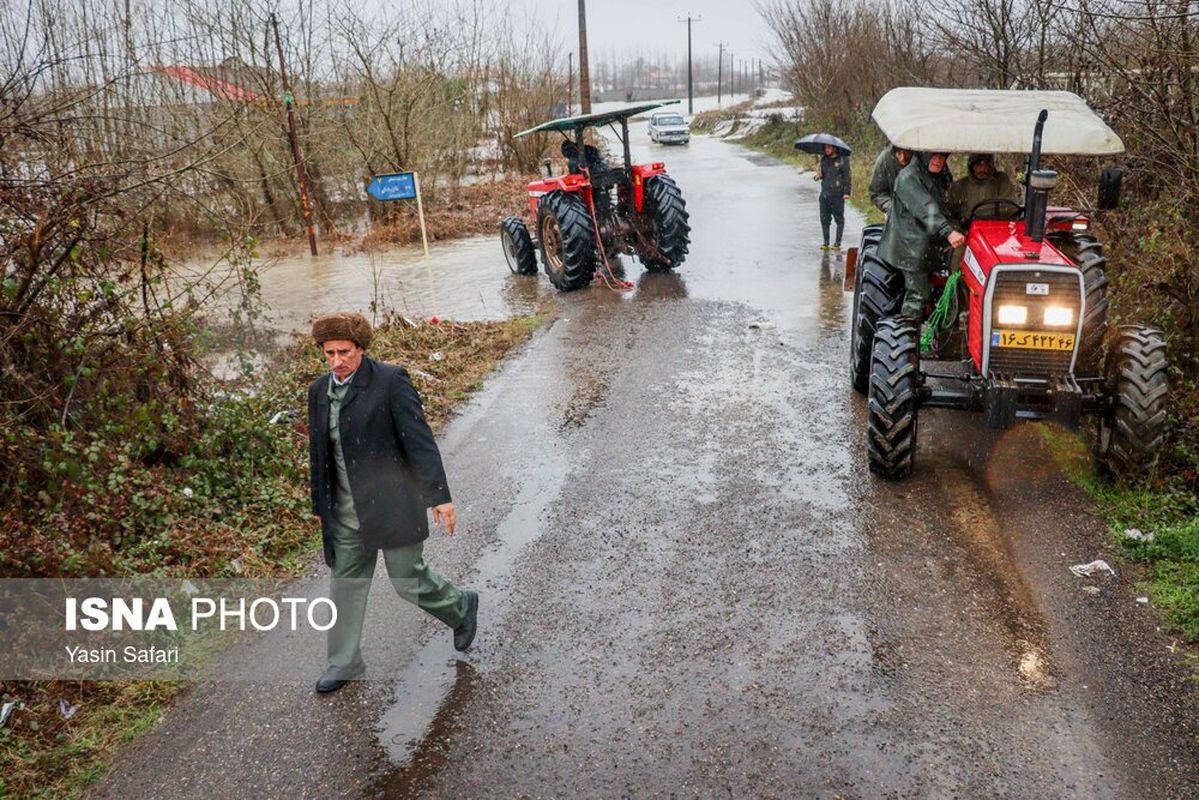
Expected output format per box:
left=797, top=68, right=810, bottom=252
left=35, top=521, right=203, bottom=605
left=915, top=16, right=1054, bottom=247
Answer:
left=582, top=170, right=633, bottom=293
left=921, top=270, right=963, bottom=353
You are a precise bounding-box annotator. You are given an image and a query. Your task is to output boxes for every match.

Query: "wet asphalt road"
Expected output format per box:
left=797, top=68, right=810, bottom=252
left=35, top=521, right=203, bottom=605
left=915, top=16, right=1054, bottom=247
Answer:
left=87, top=117, right=1199, bottom=799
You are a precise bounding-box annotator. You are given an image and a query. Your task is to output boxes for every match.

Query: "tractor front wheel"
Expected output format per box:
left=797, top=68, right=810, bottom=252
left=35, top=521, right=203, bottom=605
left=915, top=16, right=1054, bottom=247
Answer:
left=500, top=217, right=538, bottom=275
left=1096, top=325, right=1168, bottom=475
left=537, top=191, right=596, bottom=290
left=850, top=254, right=904, bottom=394
left=638, top=174, right=691, bottom=271
left=867, top=316, right=921, bottom=479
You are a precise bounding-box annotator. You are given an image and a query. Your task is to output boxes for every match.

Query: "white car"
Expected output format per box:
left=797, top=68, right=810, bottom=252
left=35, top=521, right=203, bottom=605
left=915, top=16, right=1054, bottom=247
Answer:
left=647, top=112, right=690, bottom=145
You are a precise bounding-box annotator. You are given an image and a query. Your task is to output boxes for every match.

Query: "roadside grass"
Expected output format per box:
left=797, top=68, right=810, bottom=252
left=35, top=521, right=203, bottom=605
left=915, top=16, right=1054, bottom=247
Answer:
left=0, top=312, right=550, bottom=799
left=1043, top=428, right=1199, bottom=642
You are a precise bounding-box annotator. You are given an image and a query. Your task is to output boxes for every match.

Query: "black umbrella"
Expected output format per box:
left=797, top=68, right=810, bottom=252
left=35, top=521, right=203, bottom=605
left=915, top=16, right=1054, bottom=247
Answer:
left=794, top=133, right=852, bottom=155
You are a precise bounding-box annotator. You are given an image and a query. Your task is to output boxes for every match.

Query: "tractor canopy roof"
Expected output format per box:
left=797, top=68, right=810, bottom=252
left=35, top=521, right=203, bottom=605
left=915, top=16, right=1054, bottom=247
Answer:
left=515, top=101, right=679, bottom=138
left=872, top=88, right=1124, bottom=155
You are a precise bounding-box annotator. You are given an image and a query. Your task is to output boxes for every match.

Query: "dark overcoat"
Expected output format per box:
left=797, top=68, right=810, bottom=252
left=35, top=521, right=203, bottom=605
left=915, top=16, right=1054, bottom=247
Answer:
left=308, top=356, right=452, bottom=566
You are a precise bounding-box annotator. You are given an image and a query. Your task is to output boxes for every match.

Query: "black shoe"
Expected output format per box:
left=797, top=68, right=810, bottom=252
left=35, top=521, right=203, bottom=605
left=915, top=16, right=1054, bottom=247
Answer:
left=453, top=591, right=479, bottom=652
left=315, top=661, right=365, bottom=693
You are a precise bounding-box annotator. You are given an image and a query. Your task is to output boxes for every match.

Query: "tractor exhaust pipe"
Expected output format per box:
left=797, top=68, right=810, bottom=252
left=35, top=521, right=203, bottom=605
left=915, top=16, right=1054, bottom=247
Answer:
left=1025, top=170, right=1058, bottom=243
left=1024, top=109, right=1053, bottom=243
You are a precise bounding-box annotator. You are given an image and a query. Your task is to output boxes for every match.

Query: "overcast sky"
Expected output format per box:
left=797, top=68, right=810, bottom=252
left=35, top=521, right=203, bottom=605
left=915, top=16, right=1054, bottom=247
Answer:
left=510, top=0, right=773, bottom=64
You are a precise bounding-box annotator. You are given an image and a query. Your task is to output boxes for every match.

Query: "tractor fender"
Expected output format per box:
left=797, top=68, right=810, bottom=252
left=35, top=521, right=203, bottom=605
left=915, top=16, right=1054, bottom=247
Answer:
left=526, top=175, right=592, bottom=219
left=630, top=163, right=667, bottom=213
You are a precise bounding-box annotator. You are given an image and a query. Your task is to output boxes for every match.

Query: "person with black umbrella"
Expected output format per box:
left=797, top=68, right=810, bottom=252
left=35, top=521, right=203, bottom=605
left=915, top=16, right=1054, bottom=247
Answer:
left=796, top=134, right=853, bottom=250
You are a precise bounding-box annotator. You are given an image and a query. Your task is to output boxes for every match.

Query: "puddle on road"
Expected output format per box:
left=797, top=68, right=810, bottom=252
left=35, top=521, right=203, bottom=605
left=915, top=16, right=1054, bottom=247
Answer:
left=371, top=661, right=479, bottom=798
left=373, top=443, right=570, bottom=783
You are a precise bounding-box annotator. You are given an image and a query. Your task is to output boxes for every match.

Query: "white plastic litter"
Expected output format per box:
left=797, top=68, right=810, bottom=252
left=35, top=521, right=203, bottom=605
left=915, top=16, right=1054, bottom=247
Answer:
left=182, top=487, right=194, bottom=498
left=1081, top=586, right=1101, bottom=596
left=58, top=699, right=80, bottom=719
left=1070, top=560, right=1116, bottom=578
left=0, top=700, right=24, bottom=728
left=1123, top=528, right=1154, bottom=542
left=1137, top=596, right=1150, bottom=605
left=430, top=352, right=444, bottom=362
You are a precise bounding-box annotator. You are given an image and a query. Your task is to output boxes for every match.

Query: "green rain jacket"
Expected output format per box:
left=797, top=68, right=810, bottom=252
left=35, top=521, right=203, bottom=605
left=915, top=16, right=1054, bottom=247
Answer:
left=868, top=147, right=905, bottom=214
left=876, top=152, right=955, bottom=275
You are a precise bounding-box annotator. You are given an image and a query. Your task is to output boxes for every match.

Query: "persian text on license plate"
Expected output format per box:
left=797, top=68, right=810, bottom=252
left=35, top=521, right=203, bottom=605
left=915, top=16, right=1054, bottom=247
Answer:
left=991, top=330, right=1075, bottom=351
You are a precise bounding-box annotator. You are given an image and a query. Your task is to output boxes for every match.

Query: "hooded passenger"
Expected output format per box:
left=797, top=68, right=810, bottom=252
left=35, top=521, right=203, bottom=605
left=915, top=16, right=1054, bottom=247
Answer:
left=876, top=151, right=966, bottom=320
left=868, top=145, right=912, bottom=216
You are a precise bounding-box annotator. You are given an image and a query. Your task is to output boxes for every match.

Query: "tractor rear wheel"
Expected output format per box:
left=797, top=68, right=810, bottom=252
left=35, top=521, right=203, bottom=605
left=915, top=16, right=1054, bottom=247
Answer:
left=500, top=217, right=538, bottom=275
left=638, top=174, right=690, bottom=270
left=850, top=254, right=903, bottom=394
left=849, top=225, right=885, bottom=351
left=1096, top=325, right=1168, bottom=475
left=537, top=191, right=596, bottom=290
left=1076, top=247, right=1110, bottom=374
left=860, top=222, right=884, bottom=250
left=867, top=316, right=921, bottom=479
left=1051, top=232, right=1109, bottom=374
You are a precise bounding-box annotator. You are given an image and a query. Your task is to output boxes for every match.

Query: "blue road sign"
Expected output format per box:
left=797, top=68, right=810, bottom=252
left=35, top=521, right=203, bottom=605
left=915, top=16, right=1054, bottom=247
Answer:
left=367, top=172, right=417, bottom=201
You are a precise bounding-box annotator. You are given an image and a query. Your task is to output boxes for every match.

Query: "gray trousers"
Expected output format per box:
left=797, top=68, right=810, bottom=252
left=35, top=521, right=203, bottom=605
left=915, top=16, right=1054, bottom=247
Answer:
left=327, top=520, right=467, bottom=669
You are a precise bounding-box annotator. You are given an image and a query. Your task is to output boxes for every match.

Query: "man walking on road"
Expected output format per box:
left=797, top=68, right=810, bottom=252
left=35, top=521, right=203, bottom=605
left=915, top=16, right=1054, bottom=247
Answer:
left=814, top=143, right=851, bottom=249
left=868, top=145, right=911, bottom=217
left=876, top=152, right=965, bottom=320
left=307, top=312, right=478, bottom=694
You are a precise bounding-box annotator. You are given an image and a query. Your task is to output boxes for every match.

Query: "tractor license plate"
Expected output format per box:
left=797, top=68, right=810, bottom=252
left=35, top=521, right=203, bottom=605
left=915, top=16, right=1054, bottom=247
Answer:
left=991, top=330, right=1075, bottom=351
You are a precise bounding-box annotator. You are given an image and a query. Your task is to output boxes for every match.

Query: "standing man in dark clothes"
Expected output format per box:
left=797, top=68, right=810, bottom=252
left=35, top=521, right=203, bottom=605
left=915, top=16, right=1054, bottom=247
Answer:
left=814, top=143, right=851, bottom=249
left=307, top=312, right=479, bottom=694
left=876, top=152, right=965, bottom=320
left=868, top=145, right=911, bottom=217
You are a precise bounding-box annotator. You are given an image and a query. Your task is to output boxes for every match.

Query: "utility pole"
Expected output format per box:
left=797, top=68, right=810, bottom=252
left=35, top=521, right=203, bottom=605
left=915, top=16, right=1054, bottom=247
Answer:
left=729, top=50, right=734, bottom=99
left=577, top=0, right=591, bottom=113
left=270, top=12, right=318, bottom=256
left=716, top=42, right=724, bottom=105
left=568, top=52, right=575, bottom=115
left=678, top=15, right=701, bottom=115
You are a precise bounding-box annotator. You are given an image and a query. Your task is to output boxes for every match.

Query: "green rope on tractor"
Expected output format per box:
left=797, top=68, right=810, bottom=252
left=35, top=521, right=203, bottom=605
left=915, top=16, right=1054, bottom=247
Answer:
left=921, top=270, right=963, bottom=353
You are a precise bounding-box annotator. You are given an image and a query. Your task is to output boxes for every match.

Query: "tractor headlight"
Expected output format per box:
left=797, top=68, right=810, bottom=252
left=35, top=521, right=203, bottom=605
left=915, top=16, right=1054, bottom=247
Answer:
left=997, top=304, right=1028, bottom=325
left=1044, top=306, right=1074, bottom=326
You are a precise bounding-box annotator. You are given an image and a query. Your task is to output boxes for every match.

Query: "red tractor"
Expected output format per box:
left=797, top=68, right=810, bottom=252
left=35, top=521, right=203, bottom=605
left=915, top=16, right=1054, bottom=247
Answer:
left=848, top=88, right=1168, bottom=479
left=499, top=102, right=690, bottom=291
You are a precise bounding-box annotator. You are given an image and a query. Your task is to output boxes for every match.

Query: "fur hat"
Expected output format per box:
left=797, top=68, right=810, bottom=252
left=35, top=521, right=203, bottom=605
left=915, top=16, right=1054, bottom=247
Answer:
left=311, top=312, right=372, bottom=350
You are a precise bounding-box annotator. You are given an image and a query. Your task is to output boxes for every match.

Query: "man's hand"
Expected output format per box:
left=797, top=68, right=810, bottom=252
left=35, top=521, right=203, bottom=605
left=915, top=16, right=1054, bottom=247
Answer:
left=843, top=194, right=850, bottom=200
left=947, top=230, right=966, bottom=248
left=432, top=503, right=456, bottom=536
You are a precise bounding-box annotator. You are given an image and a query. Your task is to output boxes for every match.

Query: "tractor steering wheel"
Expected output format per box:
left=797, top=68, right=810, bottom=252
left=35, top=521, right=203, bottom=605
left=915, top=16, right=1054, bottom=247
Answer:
left=967, top=197, right=1024, bottom=224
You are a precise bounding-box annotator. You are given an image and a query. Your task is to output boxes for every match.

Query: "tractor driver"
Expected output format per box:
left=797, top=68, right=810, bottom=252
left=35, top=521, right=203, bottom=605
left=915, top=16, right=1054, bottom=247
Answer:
left=560, top=139, right=609, bottom=175
left=945, top=153, right=1022, bottom=227
left=876, top=151, right=965, bottom=321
